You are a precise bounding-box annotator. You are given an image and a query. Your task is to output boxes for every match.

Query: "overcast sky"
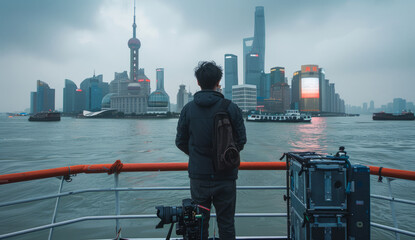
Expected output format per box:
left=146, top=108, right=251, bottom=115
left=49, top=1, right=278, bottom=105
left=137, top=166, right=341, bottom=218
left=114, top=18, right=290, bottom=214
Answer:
left=0, top=0, right=414, bottom=112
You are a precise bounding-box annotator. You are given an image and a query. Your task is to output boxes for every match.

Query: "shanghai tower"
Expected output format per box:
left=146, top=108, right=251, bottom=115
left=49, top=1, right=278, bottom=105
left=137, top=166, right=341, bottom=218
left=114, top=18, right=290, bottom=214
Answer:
left=244, top=6, right=265, bottom=96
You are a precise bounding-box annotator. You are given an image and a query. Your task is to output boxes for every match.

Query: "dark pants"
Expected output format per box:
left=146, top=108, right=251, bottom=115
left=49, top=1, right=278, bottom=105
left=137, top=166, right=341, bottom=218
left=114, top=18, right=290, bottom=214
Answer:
left=190, top=178, right=236, bottom=240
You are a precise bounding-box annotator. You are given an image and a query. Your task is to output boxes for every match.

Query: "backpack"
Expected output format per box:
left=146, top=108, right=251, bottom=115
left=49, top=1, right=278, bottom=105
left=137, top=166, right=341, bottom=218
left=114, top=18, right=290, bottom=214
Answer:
left=213, top=99, right=240, bottom=171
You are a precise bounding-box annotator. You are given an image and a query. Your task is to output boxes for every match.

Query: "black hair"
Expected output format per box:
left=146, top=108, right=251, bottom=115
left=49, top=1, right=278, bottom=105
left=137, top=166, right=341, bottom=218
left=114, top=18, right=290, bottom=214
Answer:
left=194, top=61, right=223, bottom=90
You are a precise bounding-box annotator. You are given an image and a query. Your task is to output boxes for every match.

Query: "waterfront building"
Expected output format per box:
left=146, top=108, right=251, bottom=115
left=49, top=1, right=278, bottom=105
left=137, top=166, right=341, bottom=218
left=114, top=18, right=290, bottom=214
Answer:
left=109, top=71, right=129, bottom=96
left=318, top=68, right=328, bottom=112
left=393, top=98, right=407, bottom=114
left=224, top=54, right=238, bottom=100
left=30, top=80, right=55, bottom=114
left=63, top=79, right=84, bottom=114
left=369, top=100, right=375, bottom=112
left=110, top=74, right=150, bottom=114
left=329, top=83, right=335, bottom=112
left=260, top=73, right=271, bottom=99
left=80, top=74, right=108, bottom=111
left=30, top=92, right=37, bottom=114
left=406, top=102, right=415, bottom=112
left=232, top=84, right=257, bottom=112
left=244, top=6, right=265, bottom=97
left=74, top=89, right=85, bottom=112
left=321, top=77, right=330, bottom=112
left=267, top=67, right=288, bottom=112
left=363, top=102, right=368, bottom=113
left=270, top=82, right=290, bottom=113
left=340, top=99, right=345, bottom=113
left=148, top=68, right=170, bottom=113
left=270, top=67, right=285, bottom=85
left=326, top=80, right=332, bottom=112
left=335, top=93, right=340, bottom=113
left=291, top=71, right=301, bottom=110
left=188, top=92, right=194, bottom=103
left=176, top=85, right=188, bottom=112
left=101, top=93, right=116, bottom=109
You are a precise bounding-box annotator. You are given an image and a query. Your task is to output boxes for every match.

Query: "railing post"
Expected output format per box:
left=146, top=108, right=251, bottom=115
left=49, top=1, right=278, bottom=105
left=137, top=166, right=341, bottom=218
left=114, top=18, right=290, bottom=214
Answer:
left=387, top=177, right=400, bottom=240
left=48, top=177, right=65, bottom=240
left=114, top=173, right=121, bottom=239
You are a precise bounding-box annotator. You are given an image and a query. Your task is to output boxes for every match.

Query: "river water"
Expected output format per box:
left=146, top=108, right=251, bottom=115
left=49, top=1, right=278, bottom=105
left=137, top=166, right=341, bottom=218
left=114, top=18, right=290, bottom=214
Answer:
left=0, top=115, right=414, bottom=239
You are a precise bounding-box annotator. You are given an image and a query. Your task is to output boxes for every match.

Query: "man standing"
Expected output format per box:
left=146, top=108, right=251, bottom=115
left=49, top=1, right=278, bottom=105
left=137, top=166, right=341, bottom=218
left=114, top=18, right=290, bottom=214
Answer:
left=176, top=61, right=247, bottom=240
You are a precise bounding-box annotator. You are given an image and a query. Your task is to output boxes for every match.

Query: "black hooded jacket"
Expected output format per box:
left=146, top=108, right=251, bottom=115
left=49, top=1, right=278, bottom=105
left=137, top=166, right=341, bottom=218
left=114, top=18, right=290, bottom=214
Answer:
left=176, top=90, right=247, bottom=180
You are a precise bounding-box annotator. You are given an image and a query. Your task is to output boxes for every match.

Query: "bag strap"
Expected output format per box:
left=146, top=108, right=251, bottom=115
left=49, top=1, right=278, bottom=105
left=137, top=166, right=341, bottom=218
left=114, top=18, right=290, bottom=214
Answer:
left=218, top=99, right=231, bottom=113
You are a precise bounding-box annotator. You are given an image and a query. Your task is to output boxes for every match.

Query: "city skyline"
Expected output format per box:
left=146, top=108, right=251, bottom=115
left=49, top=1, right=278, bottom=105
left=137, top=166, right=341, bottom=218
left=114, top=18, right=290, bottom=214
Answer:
left=1, top=0, right=414, bottom=112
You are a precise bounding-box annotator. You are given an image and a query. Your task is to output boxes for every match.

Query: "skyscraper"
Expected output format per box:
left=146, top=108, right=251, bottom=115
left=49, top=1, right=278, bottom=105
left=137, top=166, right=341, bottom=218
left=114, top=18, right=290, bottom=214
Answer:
left=291, top=71, right=301, bottom=110
left=80, top=74, right=108, bottom=111
left=63, top=79, right=78, bottom=114
left=30, top=92, right=37, bottom=114
left=320, top=76, right=330, bottom=112
left=31, top=80, right=55, bottom=114
left=252, top=6, right=265, bottom=71
left=244, top=6, right=265, bottom=97
left=329, top=83, right=335, bottom=112
left=393, top=98, right=406, bottom=114
left=369, top=100, right=375, bottom=112
left=148, top=68, right=170, bottom=113
left=270, top=67, right=285, bottom=85
left=243, top=37, right=254, bottom=84
left=176, top=85, right=188, bottom=112
left=156, top=68, right=164, bottom=90
left=224, top=54, right=238, bottom=100
left=318, top=68, right=328, bottom=112
left=260, top=73, right=271, bottom=99
left=270, top=82, right=290, bottom=113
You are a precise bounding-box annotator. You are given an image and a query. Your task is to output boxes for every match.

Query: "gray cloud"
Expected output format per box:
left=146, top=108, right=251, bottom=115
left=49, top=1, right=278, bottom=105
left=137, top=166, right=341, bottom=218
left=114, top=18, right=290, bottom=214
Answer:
left=0, top=0, right=414, bottom=112
left=0, top=0, right=100, bottom=60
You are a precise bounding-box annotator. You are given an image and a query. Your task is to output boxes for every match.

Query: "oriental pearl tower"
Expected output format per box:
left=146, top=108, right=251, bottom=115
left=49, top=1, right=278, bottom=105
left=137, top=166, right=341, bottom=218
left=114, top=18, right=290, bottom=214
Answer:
left=128, top=3, right=140, bottom=82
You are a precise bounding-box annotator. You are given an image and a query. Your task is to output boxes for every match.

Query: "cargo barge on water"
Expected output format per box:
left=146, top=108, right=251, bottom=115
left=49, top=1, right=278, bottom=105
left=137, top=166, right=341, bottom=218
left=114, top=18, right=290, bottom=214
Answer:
left=372, top=111, right=415, bottom=120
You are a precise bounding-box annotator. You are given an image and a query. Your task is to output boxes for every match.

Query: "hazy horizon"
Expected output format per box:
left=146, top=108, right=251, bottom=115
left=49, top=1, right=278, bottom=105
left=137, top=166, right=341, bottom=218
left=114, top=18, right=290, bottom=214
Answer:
left=1, top=0, right=414, bottom=112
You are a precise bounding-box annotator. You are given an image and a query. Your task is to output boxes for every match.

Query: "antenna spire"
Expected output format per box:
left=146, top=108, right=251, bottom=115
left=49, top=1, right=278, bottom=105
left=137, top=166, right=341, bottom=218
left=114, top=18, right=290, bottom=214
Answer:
left=133, top=0, right=137, bottom=38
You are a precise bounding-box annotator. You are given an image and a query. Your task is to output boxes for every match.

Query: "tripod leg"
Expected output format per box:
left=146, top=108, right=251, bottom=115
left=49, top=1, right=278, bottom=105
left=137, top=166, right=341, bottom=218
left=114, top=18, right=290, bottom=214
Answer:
left=166, top=223, right=174, bottom=240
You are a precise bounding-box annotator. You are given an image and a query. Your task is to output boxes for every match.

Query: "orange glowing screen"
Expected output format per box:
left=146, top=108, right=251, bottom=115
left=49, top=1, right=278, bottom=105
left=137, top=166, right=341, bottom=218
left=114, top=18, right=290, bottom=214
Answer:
left=301, top=77, right=319, bottom=98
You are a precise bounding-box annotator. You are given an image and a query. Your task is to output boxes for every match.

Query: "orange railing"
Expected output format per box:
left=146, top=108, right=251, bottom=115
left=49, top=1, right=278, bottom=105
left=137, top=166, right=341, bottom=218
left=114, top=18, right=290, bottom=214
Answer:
left=0, top=161, right=414, bottom=184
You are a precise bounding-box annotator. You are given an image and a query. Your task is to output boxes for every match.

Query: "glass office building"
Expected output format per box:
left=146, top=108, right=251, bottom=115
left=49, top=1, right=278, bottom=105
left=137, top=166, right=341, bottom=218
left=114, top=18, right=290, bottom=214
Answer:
left=224, top=54, right=238, bottom=100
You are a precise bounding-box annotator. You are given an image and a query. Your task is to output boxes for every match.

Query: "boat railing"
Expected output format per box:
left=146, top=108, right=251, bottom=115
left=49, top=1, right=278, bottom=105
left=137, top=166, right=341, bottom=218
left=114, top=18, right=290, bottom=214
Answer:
left=0, top=161, right=414, bottom=239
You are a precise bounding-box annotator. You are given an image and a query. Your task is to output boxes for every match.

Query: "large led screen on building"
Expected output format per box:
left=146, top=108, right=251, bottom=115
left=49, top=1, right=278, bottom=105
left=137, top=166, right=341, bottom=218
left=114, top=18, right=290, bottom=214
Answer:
left=301, top=77, right=319, bottom=98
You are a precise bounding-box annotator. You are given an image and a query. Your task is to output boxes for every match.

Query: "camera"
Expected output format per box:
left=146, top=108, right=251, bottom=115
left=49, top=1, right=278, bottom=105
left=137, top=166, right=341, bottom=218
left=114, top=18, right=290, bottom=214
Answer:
left=156, top=198, right=208, bottom=240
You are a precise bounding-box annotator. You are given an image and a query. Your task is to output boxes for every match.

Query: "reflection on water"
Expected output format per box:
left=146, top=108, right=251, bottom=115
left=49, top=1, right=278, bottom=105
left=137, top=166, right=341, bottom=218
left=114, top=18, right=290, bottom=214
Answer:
left=289, top=117, right=328, bottom=153
left=0, top=115, right=415, bottom=239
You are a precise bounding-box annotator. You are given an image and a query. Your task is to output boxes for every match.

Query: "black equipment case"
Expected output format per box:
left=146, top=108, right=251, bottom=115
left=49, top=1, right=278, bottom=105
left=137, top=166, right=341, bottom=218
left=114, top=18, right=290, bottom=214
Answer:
left=282, top=152, right=370, bottom=240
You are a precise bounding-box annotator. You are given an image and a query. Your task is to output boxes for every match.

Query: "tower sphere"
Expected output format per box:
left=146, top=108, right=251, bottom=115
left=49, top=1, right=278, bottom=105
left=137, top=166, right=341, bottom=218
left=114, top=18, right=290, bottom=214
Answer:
left=128, top=38, right=141, bottom=49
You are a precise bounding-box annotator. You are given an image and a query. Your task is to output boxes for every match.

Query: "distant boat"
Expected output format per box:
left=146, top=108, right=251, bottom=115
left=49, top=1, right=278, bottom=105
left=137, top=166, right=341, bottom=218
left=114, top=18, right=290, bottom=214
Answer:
left=247, top=109, right=312, bottom=122
left=372, top=111, right=415, bottom=121
left=28, top=112, right=61, bottom=122
left=6, top=112, right=28, bottom=116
